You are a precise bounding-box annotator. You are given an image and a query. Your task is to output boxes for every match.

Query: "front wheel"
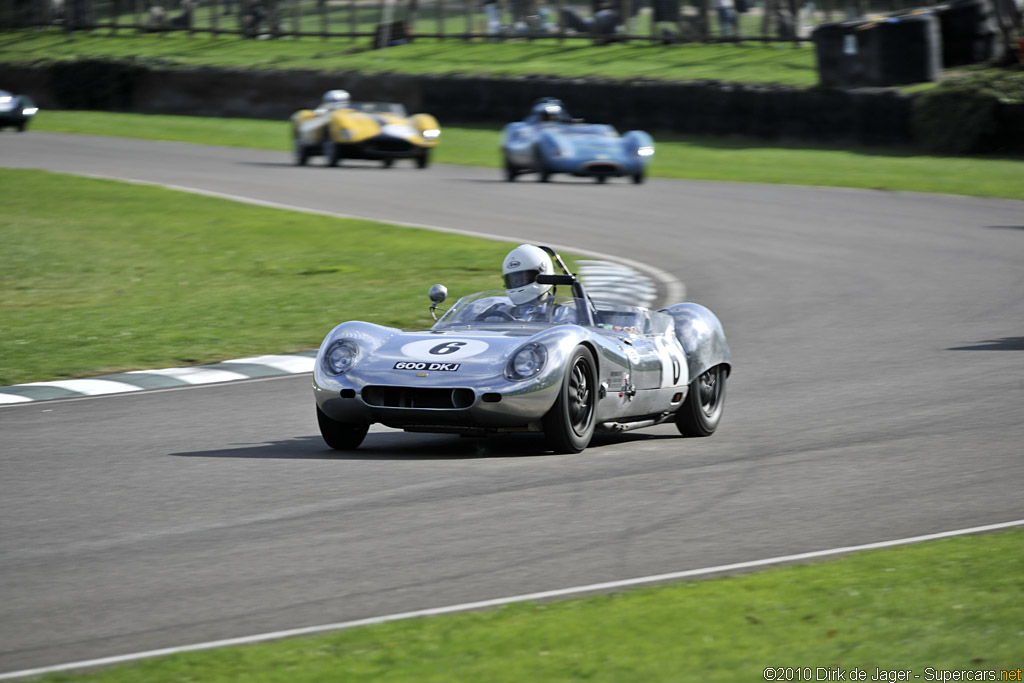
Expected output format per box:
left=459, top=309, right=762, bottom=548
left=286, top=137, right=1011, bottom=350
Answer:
left=676, top=365, right=726, bottom=437
left=534, top=148, right=551, bottom=183
left=317, top=406, right=369, bottom=450
left=416, top=150, right=430, bottom=169
left=294, top=136, right=309, bottom=166
left=632, top=170, right=645, bottom=184
left=323, top=139, right=340, bottom=167
left=504, top=154, right=518, bottom=182
left=543, top=347, right=597, bottom=453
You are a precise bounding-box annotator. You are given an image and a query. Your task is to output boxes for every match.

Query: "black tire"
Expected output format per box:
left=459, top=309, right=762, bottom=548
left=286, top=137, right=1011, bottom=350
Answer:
left=534, top=148, right=551, bottom=183
left=504, top=154, right=518, bottom=182
left=294, top=136, right=308, bottom=166
left=676, top=365, right=726, bottom=437
left=543, top=347, right=598, bottom=453
left=596, top=175, right=607, bottom=184
left=632, top=171, right=645, bottom=184
left=416, top=150, right=430, bottom=169
left=317, top=406, right=369, bottom=450
left=382, top=158, right=394, bottom=169
left=323, top=139, right=340, bottom=167
left=17, top=121, right=27, bottom=132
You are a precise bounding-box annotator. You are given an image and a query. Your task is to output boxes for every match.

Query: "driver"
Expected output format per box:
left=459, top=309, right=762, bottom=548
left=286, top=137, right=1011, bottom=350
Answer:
left=527, top=98, right=570, bottom=124
left=475, top=244, right=557, bottom=322
left=319, top=89, right=351, bottom=111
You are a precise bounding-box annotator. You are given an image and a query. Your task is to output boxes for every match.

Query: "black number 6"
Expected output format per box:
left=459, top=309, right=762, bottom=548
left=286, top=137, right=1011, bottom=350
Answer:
left=430, top=341, right=467, bottom=356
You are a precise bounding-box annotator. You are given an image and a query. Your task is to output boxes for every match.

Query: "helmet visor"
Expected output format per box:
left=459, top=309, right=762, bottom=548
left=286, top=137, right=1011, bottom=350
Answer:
left=503, top=270, right=539, bottom=290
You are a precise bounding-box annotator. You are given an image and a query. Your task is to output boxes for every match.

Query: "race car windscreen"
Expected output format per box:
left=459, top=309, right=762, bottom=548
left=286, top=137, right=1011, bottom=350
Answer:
left=433, top=291, right=590, bottom=328
left=348, top=102, right=408, bottom=116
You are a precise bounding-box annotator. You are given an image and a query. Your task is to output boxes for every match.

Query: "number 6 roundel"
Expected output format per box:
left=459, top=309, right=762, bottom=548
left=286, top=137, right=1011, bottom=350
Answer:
left=401, top=339, right=490, bottom=361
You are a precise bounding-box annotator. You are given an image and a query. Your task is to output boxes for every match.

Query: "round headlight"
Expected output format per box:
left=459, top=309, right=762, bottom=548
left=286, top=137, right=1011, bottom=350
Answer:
left=507, top=343, right=547, bottom=380
left=324, top=340, right=358, bottom=375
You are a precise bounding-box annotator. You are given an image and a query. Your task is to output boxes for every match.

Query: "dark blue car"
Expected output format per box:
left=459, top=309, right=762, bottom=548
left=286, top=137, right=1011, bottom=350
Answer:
left=0, top=90, right=38, bottom=132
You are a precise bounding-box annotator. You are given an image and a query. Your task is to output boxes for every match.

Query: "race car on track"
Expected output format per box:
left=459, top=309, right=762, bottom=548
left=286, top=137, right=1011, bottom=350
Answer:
left=291, top=89, right=440, bottom=168
left=0, top=90, right=38, bottom=132
left=313, top=245, right=730, bottom=454
left=501, top=97, right=654, bottom=184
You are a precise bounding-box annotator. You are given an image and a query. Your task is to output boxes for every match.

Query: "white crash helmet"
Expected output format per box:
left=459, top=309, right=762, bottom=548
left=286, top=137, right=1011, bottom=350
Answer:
left=539, top=103, right=564, bottom=122
left=503, top=244, right=554, bottom=305
left=321, top=89, right=351, bottom=110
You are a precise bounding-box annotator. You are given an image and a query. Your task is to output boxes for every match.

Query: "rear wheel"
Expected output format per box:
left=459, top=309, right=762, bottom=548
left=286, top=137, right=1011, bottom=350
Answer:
left=317, top=406, right=369, bottom=450
left=382, top=158, right=394, bottom=168
left=595, top=175, right=608, bottom=184
left=676, top=365, right=726, bottom=437
left=543, top=347, right=597, bottom=453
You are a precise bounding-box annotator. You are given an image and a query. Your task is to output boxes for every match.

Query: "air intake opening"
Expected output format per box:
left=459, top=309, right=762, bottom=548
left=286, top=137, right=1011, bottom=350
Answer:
left=362, top=386, right=476, bottom=410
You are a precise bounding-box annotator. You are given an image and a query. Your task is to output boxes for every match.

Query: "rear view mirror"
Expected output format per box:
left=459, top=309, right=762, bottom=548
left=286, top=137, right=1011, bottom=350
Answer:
left=429, top=284, right=448, bottom=304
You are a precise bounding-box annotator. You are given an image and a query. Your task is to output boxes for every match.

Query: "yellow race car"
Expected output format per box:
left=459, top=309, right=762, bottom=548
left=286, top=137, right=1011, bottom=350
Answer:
left=291, top=89, right=440, bottom=169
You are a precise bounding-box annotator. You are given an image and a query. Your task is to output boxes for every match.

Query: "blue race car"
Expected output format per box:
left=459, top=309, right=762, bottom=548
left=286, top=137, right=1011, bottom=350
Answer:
left=500, top=98, right=654, bottom=184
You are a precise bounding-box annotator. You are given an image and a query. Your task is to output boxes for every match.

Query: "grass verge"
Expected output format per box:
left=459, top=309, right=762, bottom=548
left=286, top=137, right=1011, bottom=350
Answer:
left=0, top=169, right=540, bottom=385
left=29, top=528, right=1024, bottom=681
left=29, top=109, right=1024, bottom=200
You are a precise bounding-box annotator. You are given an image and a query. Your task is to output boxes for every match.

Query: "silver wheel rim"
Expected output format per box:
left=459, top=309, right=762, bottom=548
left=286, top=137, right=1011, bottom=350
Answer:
left=568, top=358, right=594, bottom=435
left=698, top=366, right=722, bottom=417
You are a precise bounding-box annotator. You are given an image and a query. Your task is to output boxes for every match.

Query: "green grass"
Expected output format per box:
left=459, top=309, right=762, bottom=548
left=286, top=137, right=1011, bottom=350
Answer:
left=0, top=169, right=545, bottom=385
left=28, top=528, right=1024, bottom=681
left=31, top=109, right=1024, bottom=200
left=1, top=28, right=820, bottom=85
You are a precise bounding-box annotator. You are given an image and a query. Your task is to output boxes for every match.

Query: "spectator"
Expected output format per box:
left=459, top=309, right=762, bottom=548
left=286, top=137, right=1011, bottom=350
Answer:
left=715, top=0, right=737, bottom=36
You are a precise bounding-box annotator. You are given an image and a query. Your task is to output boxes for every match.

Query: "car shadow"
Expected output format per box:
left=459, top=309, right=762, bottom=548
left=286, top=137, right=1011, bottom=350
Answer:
left=236, top=161, right=399, bottom=169
left=169, top=429, right=674, bottom=461
left=457, top=178, right=640, bottom=186
left=948, top=337, right=1024, bottom=351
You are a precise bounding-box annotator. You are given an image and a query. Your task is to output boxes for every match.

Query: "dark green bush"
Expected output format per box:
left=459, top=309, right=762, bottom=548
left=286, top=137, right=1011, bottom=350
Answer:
left=910, top=69, right=1023, bottom=153
left=51, top=59, right=147, bottom=110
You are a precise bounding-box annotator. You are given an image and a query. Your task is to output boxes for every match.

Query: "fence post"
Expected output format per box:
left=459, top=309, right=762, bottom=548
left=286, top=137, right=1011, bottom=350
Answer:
left=557, top=0, right=565, bottom=43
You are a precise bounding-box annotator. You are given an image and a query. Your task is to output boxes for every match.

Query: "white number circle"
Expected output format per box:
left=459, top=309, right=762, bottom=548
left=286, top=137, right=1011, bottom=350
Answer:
left=401, top=339, right=489, bottom=361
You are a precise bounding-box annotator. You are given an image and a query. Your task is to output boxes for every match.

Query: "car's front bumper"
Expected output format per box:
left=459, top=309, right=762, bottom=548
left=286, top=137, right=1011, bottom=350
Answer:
left=547, top=156, right=647, bottom=177
left=314, top=368, right=562, bottom=432
left=344, top=135, right=433, bottom=159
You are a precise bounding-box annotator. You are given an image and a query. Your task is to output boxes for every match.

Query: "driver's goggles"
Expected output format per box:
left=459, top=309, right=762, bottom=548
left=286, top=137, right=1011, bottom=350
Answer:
left=503, top=270, right=539, bottom=289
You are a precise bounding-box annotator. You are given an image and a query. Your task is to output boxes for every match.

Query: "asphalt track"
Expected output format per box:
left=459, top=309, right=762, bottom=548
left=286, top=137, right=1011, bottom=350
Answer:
left=2, top=133, right=1024, bottom=675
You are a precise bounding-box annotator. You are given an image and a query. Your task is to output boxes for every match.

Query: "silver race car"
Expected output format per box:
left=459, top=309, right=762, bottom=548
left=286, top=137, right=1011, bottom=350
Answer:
left=313, top=248, right=730, bottom=453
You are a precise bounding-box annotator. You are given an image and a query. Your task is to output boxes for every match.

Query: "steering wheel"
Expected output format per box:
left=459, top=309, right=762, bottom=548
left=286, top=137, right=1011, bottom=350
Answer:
left=475, top=306, right=518, bottom=322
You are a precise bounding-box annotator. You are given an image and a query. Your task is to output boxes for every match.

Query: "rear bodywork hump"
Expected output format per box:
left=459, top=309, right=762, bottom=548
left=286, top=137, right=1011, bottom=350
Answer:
left=661, top=303, right=731, bottom=383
